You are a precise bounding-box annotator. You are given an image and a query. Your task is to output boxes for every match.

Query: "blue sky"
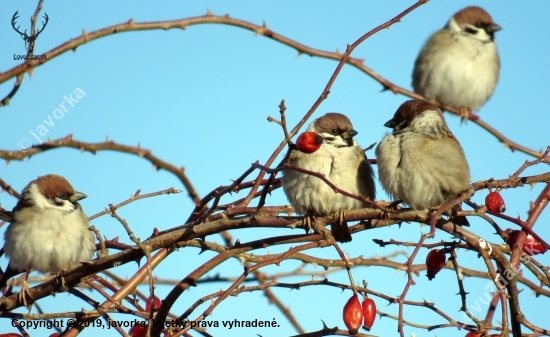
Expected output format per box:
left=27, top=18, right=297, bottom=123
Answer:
left=0, top=1, right=549, bottom=336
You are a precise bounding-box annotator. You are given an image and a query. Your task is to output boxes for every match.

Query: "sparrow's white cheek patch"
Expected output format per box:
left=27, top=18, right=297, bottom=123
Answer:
left=27, top=183, right=76, bottom=213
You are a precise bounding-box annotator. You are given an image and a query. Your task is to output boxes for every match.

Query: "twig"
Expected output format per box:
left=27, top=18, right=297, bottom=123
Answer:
left=0, top=178, right=21, bottom=199
left=89, top=187, right=181, bottom=220
left=449, top=249, right=479, bottom=326
left=397, top=234, right=427, bottom=337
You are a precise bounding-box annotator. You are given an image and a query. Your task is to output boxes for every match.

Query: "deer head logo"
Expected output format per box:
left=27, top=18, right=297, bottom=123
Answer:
left=12, top=10, right=49, bottom=55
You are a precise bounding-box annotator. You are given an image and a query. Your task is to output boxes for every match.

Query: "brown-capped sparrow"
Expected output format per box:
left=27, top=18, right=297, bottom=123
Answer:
left=412, top=6, right=501, bottom=117
left=375, top=100, right=470, bottom=226
left=281, top=113, right=376, bottom=243
left=0, top=174, right=95, bottom=307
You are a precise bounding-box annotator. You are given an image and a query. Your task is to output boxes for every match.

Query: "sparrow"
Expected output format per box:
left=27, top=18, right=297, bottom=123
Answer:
left=281, top=112, right=376, bottom=243
left=412, top=6, right=501, bottom=117
left=375, top=100, right=470, bottom=229
left=0, top=174, right=96, bottom=306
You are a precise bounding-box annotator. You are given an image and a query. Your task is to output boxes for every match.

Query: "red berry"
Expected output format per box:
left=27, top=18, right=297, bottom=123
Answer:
left=0, top=334, right=24, bottom=337
left=485, top=191, right=506, bottom=213
left=465, top=332, right=480, bottom=337
left=343, top=294, right=363, bottom=335
left=145, top=294, right=161, bottom=312
left=129, top=325, right=147, bottom=337
left=524, top=234, right=547, bottom=255
left=508, top=229, right=547, bottom=255
left=426, top=249, right=446, bottom=280
left=49, top=334, right=61, bottom=337
left=296, top=132, right=323, bottom=153
left=361, top=298, right=376, bottom=331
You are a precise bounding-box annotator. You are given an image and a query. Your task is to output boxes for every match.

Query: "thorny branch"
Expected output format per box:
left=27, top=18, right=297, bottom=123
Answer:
left=0, top=142, right=549, bottom=335
left=0, top=135, right=200, bottom=205
left=1, top=4, right=546, bottom=161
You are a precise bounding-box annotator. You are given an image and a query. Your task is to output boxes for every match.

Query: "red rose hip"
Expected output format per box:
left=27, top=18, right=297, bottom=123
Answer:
left=485, top=191, right=506, bottom=213
left=343, top=294, right=363, bottom=335
left=426, top=249, right=446, bottom=280
left=145, top=294, right=161, bottom=312
left=508, top=229, right=547, bottom=255
left=361, top=297, right=376, bottom=331
left=129, top=325, right=147, bottom=337
left=464, top=332, right=480, bottom=337
left=296, top=132, right=323, bottom=153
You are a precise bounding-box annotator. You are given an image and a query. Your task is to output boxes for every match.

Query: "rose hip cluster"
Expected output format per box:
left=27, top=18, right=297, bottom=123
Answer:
left=484, top=191, right=547, bottom=255
left=342, top=294, right=376, bottom=335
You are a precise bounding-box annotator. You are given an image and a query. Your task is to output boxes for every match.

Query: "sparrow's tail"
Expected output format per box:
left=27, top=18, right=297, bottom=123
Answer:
left=0, top=262, right=18, bottom=290
left=0, top=210, right=13, bottom=222
left=330, top=222, right=353, bottom=243
left=448, top=204, right=470, bottom=227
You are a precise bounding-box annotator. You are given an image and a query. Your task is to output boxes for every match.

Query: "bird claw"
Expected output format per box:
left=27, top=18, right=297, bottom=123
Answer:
left=337, top=209, right=346, bottom=225
left=57, top=264, right=72, bottom=289
left=17, top=280, right=33, bottom=310
left=302, top=211, right=316, bottom=234
left=56, top=273, right=68, bottom=291
left=458, top=107, right=473, bottom=123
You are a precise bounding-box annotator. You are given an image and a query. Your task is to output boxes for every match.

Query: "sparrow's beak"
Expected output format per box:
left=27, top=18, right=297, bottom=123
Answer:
left=341, top=129, right=358, bottom=140
left=384, top=119, right=397, bottom=128
left=70, top=191, right=87, bottom=202
left=487, top=23, right=502, bottom=33
left=340, top=129, right=358, bottom=146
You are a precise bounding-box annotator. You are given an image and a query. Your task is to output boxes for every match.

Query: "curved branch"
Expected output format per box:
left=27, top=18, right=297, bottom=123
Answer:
left=0, top=6, right=544, bottom=161
left=0, top=135, right=200, bottom=205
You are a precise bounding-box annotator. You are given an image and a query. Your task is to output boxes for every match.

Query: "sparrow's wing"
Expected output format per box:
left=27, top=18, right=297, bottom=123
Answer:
left=0, top=213, right=18, bottom=290
left=0, top=210, right=13, bottom=222
left=356, top=147, right=376, bottom=200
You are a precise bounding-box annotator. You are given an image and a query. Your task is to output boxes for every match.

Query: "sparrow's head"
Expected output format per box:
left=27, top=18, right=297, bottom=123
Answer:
left=308, top=113, right=358, bottom=147
left=18, top=174, right=86, bottom=214
left=384, top=100, right=447, bottom=134
left=449, top=6, right=501, bottom=43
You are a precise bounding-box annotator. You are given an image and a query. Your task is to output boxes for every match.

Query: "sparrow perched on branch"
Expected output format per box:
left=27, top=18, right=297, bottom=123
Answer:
left=375, top=100, right=470, bottom=225
left=0, top=174, right=95, bottom=306
left=281, top=113, right=376, bottom=243
left=412, top=6, right=501, bottom=117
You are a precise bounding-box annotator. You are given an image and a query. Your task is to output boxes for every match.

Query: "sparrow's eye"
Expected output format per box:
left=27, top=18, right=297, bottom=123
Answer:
left=464, top=26, right=478, bottom=35
left=59, top=193, right=67, bottom=199
left=330, top=129, right=339, bottom=135
left=474, top=22, right=484, bottom=28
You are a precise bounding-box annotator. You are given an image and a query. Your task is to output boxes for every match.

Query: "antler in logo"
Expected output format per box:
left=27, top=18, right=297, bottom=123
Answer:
left=12, top=10, right=49, bottom=55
